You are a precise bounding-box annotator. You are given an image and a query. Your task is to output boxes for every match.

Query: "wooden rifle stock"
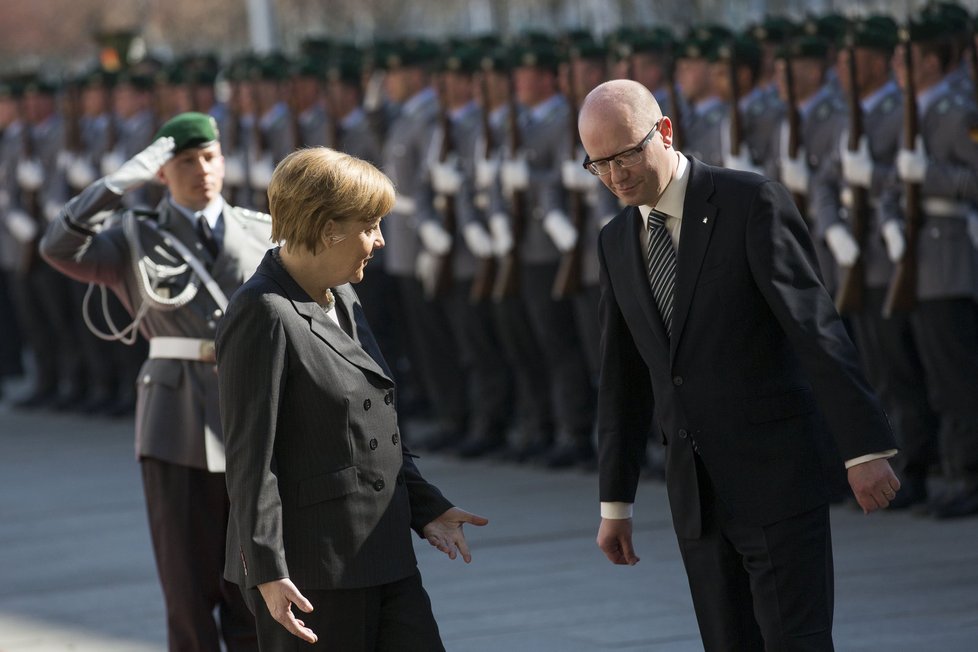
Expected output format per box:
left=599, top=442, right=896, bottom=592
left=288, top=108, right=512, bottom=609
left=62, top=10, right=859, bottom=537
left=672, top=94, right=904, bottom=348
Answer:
left=666, top=61, right=683, bottom=150
left=727, top=49, right=743, bottom=159
left=835, top=44, right=869, bottom=314
left=18, top=123, right=44, bottom=276
left=469, top=72, right=497, bottom=304
left=492, top=77, right=525, bottom=301
left=248, top=82, right=269, bottom=211
left=782, top=53, right=808, bottom=218
left=427, top=82, right=457, bottom=300
left=883, top=36, right=921, bottom=317
left=552, top=55, right=585, bottom=300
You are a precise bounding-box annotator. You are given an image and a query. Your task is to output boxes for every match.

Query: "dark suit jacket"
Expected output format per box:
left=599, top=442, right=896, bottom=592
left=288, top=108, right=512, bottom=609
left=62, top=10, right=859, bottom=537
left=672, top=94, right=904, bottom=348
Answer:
left=596, top=156, right=895, bottom=539
left=216, top=250, right=453, bottom=590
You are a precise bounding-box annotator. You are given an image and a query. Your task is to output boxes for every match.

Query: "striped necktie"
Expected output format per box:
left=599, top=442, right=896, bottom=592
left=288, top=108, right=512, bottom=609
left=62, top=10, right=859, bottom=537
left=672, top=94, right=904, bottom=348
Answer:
left=646, top=209, right=676, bottom=337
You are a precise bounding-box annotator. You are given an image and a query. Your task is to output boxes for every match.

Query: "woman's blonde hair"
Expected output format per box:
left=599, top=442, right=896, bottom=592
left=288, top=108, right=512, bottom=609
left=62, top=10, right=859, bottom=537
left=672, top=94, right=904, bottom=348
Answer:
left=268, top=147, right=395, bottom=253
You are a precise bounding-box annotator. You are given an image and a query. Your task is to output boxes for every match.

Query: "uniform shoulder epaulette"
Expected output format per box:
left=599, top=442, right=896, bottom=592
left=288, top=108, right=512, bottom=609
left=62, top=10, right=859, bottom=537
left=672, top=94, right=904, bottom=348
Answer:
left=131, top=208, right=161, bottom=222
left=233, top=207, right=272, bottom=223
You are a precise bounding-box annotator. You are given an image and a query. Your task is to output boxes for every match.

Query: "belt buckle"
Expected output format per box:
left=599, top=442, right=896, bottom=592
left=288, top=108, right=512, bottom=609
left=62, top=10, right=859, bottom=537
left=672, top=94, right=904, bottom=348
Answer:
left=199, top=340, right=216, bottom=363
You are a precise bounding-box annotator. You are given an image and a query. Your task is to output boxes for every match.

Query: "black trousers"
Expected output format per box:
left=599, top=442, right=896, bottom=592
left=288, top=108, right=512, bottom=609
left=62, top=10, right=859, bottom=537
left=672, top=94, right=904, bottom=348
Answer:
left=849, top=287, right=939, bottom=480
left=677, top=456, right=834, bottom=652
left=243, top=571, right=444, bottom=652
left=912, top=298, right=978, bottom=484
left=141, top=458, right=258, bottom=652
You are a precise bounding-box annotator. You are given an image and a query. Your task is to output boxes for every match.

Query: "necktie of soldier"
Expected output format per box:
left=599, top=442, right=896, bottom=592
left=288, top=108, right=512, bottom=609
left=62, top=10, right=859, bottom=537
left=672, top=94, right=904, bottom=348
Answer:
left=647, top=209, right=676, bottom=337
left=196, top=212, right=219, bottom=259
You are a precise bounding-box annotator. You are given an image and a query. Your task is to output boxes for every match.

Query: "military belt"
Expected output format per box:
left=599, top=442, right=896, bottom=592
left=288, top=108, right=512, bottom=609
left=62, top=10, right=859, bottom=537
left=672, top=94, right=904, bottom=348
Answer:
left=148, top=337, right=217, bottom=363
left=922, top=198, right=969, bottom=219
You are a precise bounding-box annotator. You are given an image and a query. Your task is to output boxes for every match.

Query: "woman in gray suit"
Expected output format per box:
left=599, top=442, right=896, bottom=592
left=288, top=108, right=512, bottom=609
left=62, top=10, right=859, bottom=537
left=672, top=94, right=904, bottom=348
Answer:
left=216, top=148, right=487, bottom=651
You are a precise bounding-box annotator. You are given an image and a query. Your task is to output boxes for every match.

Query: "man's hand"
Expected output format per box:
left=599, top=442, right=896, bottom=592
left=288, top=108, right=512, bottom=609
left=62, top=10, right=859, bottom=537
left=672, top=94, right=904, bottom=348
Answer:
left=257, top=578, right=317, bottom=644
left=597, top=517, right=639, bottom=565
left=422, top=507, right=489, bottom=563
left=104, top=137, right=175, bottom=194
left=847, top=458, right=901, bottom=514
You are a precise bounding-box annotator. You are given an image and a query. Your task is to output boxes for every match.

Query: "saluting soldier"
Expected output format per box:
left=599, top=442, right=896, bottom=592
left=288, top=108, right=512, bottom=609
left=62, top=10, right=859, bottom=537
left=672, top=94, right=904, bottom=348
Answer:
left=381, top=39, right=469, bottom=448
left=814, top=16, right=940, bottom=511
left=492, top=37, right=596, bottom=466
left=40, top=113, right=268, bottom=650
left=106, top=70, right=157, bottom=208
left=881, top=12, right=978, bottom=518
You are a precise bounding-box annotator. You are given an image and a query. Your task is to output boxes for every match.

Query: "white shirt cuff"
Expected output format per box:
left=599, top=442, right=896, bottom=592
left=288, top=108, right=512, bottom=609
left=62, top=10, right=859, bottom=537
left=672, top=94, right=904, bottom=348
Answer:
left=844, top=449, right=898, bottom=469
left=600, top=502, right=634, bottom=519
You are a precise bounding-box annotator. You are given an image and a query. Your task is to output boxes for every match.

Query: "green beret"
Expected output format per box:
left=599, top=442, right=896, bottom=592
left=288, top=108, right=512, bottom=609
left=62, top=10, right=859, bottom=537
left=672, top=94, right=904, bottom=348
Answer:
left=382, top=39, right=440, bottom=70
left=23, top=75, right=60, bottom=96
left=154, top=112, right=220, bottom=152
left=440, top=45, right=482, bottom=75
left=778, top=36, right=829, bottom=60
left=749, top=16, right=796, bottom=44
left=716, top=36, right=762, bottom=69
left=923, top=1, right=971, bottom=34
left=326, top=55, right=363, bottom=85
left=906, top=12, right=954, bottom=43
left=847, top=16, right=899, bottom=53
left=512, top=38, right=560, bottom=72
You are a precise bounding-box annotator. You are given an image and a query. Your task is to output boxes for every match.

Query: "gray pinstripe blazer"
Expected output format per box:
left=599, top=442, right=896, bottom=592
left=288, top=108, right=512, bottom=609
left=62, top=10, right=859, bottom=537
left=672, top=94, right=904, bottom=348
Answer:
left=216, top=250, right=453, bottom=590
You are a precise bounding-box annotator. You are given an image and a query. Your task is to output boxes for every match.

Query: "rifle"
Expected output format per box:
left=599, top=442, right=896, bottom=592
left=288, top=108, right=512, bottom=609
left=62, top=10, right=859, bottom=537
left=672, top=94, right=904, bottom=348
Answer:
left=782, top=50, right=807, bottom=218
left=468, top=69, right=497, bottom=304
left=835, top=42, right=869, bottom=314
left=426, top=78, right=457, bottom=300
left=970, top=28, right=978, bottom=114
left=551, top=51, right=586, bottom=300
left=666, top=56, right=683, bottom=150
left=491, top=74, right=525, bottom=301
left=248, top=80, right=270, bottom=212
left=17, top=123, right=44, bottom=276
left=883, top=33, right=921, bottom=317
left=727, top=46, right=743, bottom=159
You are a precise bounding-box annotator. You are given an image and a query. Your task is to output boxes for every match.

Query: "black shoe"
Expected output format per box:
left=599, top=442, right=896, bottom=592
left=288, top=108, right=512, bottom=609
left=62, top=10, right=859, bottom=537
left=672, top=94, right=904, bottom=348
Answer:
left=13, top=387, right=59, bottom=410
left=53, top=388, right=88, bottom=412
left=930, top=487, right=978, bottom=519
left=499, top=440, right=552, bottom=464
left=104, top=393, right=136, bottom=417
left=416, top=430, right=460, bottom=453
left=457, top=433, right=506, bottom=459
left=542, top=443, right=595, bottom=469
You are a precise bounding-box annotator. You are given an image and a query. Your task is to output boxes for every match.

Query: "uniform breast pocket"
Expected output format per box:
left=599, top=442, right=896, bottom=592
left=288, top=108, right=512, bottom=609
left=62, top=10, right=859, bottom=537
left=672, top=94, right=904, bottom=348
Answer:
left=297, top=466, right=359, bottom=507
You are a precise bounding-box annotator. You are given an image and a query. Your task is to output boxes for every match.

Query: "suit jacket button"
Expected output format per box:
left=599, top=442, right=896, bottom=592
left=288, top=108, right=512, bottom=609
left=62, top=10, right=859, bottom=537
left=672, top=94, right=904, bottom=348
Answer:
left=374, top=478, right=385, bottom=491
left=369, top=438, right=378, bottom=450
left=392, top=433, right=399, bottom=445
left=679, top=429, right=688, bottom=439
left=363, top=398, right=371, bottom=410
left=673, top=376, right=684, bottom=386
left=385, top=391, right=393, bottom=405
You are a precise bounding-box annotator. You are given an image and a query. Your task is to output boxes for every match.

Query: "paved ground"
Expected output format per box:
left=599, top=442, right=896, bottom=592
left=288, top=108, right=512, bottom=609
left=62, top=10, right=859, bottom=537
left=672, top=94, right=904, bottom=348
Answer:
left=1, top=395, right=977, bottom=651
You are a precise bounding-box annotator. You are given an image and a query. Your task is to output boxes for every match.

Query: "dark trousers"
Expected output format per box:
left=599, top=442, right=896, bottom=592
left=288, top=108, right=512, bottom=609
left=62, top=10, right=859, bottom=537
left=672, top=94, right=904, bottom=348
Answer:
left=677, top=456, right=834, bottom=652
left=849, top=287, right=939, bottom=481
left=912, top=298, right=978, bottom=484
left=0, top=270, right=24, bottom=378
left=519, top=263, right=595, bottom=444
left=445, top=280, right=512, bottom=435
left=141, top=458, right=258, bottom=652
left=243, top=571, right=444, bottom=652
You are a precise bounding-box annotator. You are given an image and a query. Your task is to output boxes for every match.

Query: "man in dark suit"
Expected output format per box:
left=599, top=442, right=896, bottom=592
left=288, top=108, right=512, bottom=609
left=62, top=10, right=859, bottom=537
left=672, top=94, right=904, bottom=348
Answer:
left=580, top=79, right=900, bottom=651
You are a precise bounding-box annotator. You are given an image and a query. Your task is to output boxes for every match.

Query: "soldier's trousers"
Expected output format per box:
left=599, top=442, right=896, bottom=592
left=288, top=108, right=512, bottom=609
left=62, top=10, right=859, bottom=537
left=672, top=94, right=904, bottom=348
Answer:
left=141, top=458, right=258, bottom=652
left=0, top=270, right=24, bottom=379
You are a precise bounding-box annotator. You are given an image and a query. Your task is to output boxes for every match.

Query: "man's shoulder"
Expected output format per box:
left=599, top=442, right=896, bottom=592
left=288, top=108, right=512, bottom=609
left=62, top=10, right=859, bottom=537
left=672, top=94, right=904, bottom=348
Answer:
left=227, top=205, right=272, bottom=224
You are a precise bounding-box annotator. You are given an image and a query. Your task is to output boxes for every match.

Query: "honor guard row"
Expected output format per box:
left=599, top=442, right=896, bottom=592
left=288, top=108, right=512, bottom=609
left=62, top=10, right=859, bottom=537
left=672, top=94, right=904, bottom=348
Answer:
left=2, top=3, right=978, bottom=514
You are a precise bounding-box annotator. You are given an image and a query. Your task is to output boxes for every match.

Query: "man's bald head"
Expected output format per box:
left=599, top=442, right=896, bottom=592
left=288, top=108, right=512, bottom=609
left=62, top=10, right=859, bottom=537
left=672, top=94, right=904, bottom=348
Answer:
left=578, top=79, right=662, bottom=140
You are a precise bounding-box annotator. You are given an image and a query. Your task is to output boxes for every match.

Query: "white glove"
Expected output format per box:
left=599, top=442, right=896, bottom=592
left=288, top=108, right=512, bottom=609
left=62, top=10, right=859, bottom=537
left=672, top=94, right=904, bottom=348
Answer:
left=500, top=157, right=530, bottom=197
left=418, top=220, right=453, bottom=255
left=488, top=212, right=514, bottom=256
left=249, top=155, right=275, bottom=190
left=462, top=222, right=493, bottom=258
left=4, top=209, right=37, bottom=244
left=100, top=150, right=125, bottom=176
left=415, top=250, right=437, bottom=291
left=66, top=155, right=97, bottom=189
left=223, top=153, right=246, bottom=186
left=475, top=157, right=499, bottom=190
left=430, top=160, right=463, bottom=195
left=882, top=220, right=905, bottom=263
left=16, top=159, right=44, bottom=191
left=779, top=151, right=810, bottom=195
left=43, top=199, right=62, bottom=224
left=543, top=210, right=578, bottom=253
left=841, top=133, right=873, bottom=189
left=825, top=224, right=860, bottom=267
left=104, top=137, right=175, bottom=194
left=723, top=149, right=763, bottom=175
left=561, top=159, right=596, bottom=191
left=896, top=135, right=927, bottom=184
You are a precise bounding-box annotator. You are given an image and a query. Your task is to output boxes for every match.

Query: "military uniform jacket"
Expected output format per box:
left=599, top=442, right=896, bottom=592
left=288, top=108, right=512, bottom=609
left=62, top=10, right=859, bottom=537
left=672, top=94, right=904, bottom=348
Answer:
left=812, top=81, right=902, bottom=289
left=0, top=121, right=25, bottom=270
left=494, top=93, right=569, bottom=266
left=39, top=179, right=273, bottom=471
left=382, top=88, right=440, bottom=277
left=30, top=115, right=69, bottom=223
left=739, top=86, right=785, bottom=180
left=216, top=251, right=453, bottom=590
left=880, top=79, right=978, bottom=301
left=683, top=97, right=727, bottom=167
left=336, top=108, right=381, bottom=165
left=297, top=104, right=328, bottom=148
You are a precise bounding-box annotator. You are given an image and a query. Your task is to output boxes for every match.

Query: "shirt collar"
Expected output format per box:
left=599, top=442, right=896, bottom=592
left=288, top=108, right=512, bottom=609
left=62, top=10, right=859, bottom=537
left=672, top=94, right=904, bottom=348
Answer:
left=340, top=107, right=366, bottom=130
left=917, top=77, right=951, bottom=116
left=450, top=100, right=479, bottom=122
left=401, top=86, right=437, bottom=116
left=527, top=94, right=564, bottom=123
left=171, top=196, right=225, bottom=228
left=638, top=151, right=689, bottom=228
left=861, top=79, right=898, bottom=113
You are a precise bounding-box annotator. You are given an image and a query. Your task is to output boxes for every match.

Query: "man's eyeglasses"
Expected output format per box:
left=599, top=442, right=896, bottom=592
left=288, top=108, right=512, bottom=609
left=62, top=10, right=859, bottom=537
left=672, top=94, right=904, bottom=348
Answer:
left=582, top=118, right=663, bottom=176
